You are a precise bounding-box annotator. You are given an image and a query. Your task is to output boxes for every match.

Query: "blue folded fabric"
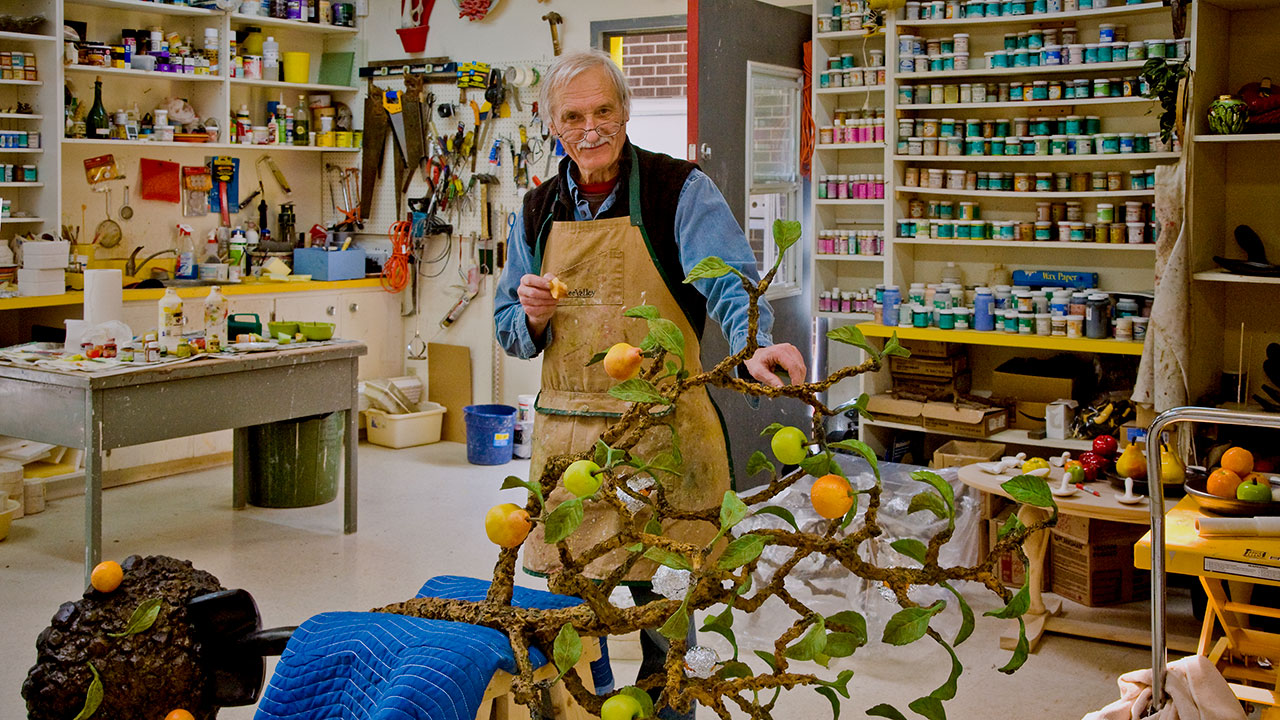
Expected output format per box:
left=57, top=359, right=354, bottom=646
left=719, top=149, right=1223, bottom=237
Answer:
left=255, top=576, right=581, bottom=720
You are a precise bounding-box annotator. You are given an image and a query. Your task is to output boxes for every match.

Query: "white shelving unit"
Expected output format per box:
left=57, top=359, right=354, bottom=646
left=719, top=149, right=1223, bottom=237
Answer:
left=810, top=0, right=1175, bottom=459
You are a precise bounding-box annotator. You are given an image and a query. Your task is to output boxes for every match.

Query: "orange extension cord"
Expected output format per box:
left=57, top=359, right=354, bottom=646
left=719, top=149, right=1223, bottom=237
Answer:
left=801, top=41, right=815, bottom=179
left=382, top=220, right=412, bottom=293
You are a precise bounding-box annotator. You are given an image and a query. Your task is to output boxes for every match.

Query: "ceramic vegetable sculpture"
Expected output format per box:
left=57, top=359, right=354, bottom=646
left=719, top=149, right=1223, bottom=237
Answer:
left=379, top=221, right=1059, bottom=720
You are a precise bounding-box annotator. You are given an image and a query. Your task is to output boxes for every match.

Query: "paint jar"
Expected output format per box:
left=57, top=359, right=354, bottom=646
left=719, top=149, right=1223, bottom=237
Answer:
left=923, top=137, right=939, bottom=155
left=913, top=305, right=931, bottom=327
left=1032, top=312, right=1050, bottom=335
left=1034, top=172, right=1052, bottom=190
left=1063, top=314, right=1082, bottom=338
left=947, top=169, right=966, bottom=188
left=1132, top=316, right=1148, bottom=340
left=955, top=33, right=970, bottom=54
left=1085, top=293, right=1110, bottom=338
left=1119, top=132, right=1135, bottom=153
left=1126, top=221, right=1145, bottom=243
left=899, top=85, right=916, bottom=104
left=1124, top=201, right=1144, bottom=223
left=931, top=84, right=946, bottom=103
left=927, top=168, right=945, bottom=188
left=1016, top=312, right=1033, bottom=334
left=1000, top=309, right=1017, bottom=333
left=1145, top=39, right=1167, bottom=58
left=937, top=308, right=955, bottom=329
left=1115, top=317, right=1134, bottom=341
left=908, top=136, right=924, bottom=155
left=1033, top=220, right=1052, bottom=240
left=1096, top=203, right=1115, bottom=223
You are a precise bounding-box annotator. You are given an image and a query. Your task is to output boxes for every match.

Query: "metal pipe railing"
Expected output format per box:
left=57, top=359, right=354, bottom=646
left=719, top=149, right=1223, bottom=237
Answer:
left=1144, top=405, right=1280, bottom=716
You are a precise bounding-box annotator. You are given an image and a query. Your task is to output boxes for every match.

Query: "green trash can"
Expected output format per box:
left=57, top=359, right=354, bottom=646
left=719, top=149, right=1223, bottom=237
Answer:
left=247, top=412, right=343, bottom=508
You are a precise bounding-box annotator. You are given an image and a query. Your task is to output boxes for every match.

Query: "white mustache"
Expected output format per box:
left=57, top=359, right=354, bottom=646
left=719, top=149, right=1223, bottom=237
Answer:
left=577, top=138, right=609, bottom=150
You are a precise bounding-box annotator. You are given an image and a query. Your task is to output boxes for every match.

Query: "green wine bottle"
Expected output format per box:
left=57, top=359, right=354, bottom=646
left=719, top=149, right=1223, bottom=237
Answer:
left=86, top=76, right=109, bottom=140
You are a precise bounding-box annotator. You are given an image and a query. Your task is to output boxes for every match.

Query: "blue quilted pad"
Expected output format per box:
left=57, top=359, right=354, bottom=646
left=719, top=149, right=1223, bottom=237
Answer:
left=255, top=576, right=582, bottom=720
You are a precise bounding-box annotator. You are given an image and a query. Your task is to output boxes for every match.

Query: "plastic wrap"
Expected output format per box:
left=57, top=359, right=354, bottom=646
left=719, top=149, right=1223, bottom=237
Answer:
left=733, top=456, right=980, bottom=653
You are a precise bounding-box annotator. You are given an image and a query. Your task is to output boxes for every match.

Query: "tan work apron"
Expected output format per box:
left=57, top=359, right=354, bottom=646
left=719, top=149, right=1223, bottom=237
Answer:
left=522, top=160, right=730, bottom=583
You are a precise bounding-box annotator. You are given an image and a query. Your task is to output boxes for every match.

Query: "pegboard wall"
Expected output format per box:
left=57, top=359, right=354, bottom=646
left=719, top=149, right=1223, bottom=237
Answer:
left=323, top=60, right=558, bottom=261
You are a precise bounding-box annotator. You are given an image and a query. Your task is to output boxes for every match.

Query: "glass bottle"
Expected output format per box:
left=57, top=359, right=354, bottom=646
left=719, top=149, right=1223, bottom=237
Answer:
left=86, top=77, right=109, bottom=140
left=293, top=94, right=309, bottom=145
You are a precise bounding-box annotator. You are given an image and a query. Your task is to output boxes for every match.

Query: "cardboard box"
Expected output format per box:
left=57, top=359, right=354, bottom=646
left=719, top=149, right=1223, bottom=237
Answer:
left=865, top=395, right=924, bottom=426
left=987, top=508, right=1048, bottom=589
left=992, top=357, right=1084, bottom=404
left=1012, top=400, right=1050, bottom=431
left=891, top=354, right=970, bottom=379
left=892, top=371, right=972, bottom=396
left=921, top=402, right=1009, bottom=438
left=1050, top=533, right=1150, bottom=606
left=1119, top=422, right=1148, bottom=449
left=1046, top=400, right=1078, bottom=440
left=1052, top=514, right=1149, bottom=545
left=933, top=440, right=1005, bottom=469
left=292, top=247, right=367, bottom=281
left=901, top=339, right=964, bottom=359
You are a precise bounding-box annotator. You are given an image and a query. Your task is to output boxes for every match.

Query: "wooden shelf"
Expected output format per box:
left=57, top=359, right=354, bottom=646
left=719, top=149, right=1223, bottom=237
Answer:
left=0, top=113, right=41, bottom=120
left=816, top=85, right=887, bottom=95
left=819, top=311, right=875, bottom=322
left=897, top=1, right=1167, bottom=27
left=0, top=78, right=42, bottom=86
left=900, top=59, right=1148, bottom=80
left=62, top=138, right=359, bottom=152
left=1, top=217, right=46, bottom=223
left=230, top=77, right=357, bottom=93
left=1193, top=133, right=1280, bottom=143
left=862, top=418, right=1095, bottom=451
left=64, top=0, right=219, bottom=16
left=228, top=13, right=358, bottom=34
left=894, top=237, right=1156, bottom=250
left=816, top=198, right=885, bottom=205
left=1192, top=270, right=1280, bottom=285
left=900, top=96, right=1156, bottom=111
left=815, top=254, right=886, bottom=262
left=893, top=152, right=1179, bottom=163
left=0, top=147, right=43, bottom=154
left=857, top=322, right=1145, bottom=355
left=0, top=182, right=42, bottom=187
left=902, top=186, right=1155, bottom=199
left=815, top=27, right=882, bottom=40
left=65, top=65, right=223, bottom=82
left=817, top=142, right=887, bottom=150
left=0, top=278, right=385, bottom=312
left=0, top=30, right=56, bottom=42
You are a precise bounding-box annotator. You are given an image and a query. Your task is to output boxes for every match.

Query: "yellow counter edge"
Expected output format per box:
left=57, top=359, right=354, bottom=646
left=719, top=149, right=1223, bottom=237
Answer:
left=0, top=278, right=385, bottom=311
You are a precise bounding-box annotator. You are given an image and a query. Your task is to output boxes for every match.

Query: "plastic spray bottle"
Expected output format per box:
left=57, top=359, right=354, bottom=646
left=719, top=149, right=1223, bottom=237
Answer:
left=176, top=223, right=197, bottom=279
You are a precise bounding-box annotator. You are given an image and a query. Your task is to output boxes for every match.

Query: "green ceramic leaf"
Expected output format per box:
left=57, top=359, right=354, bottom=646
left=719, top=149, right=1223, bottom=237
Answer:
left=866, top=703, right=908, bottom=720
left=719, top=491, right=749, bottom=531
left=816, top=686, right=842, bottom=720
left=907, top=491, right=949, bottom=520
left=623, top=305, right=660, bottom=319
left=998, top=617, right=1030, bottom=674
left=930, top=636, right=963, bottom=701
left=552, top=623, right=582, bottom=679
left=746, top=451, right=776, bottom=477
left=717, top=660, right=753, bottom=679
left=618, top=686, right=655, bottom=718
left=759, top=422, right=785, bottom=436
left=800, top=452, right=833, bottom=477
left=543, top=498, right=584, bottom=544
left=658, top=604, right=690, bottom=641
left=585, top=350, right=608, bottom=367
left=643, top=546, right=693, bottom=571
left=71, top=663, right=102, bottom=720
left=909, top=470, right=955, bottom=513
left=646, top=317, right=685, bottom=361
left=829, top=439, right=878, bottom=476
left=1001, top=474, right=1057, bottom=509
left=773, top=219, right=802, bottom=252
left=940, top=582, right=975, bottom=646
left=107, top=598, right=162, bottom=638
left=881, top=601, right=945, bottom=646
left=500, top=476, right=544, bottom=509
left=754, top=505, right=798, bottom=531
left=826, top=325, right=879, bottom=360
left=784, top=616, right=827, bottom=661
left=891, top=538, right=928, bottom=564
left=701, top=607, right=739, bottom=660
left=754, top=649, right=778, bottom=672
left=609, top=378, right=670, bottom=405
left=908, top=694, right=946, bottom=720
left=823, top=632, right=864, bottom=658
left=984, top=576, right=1031, bottom=620
left=717, top=534, right=767, bottom=570
left=683, top=257, right=737, bottom=282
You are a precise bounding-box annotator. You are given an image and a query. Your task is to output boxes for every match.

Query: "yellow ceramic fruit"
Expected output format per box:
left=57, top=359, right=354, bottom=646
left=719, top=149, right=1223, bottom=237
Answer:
left=1021, top=458, right=1050, bottom=474
left=1115, top=444, right=1147, bottom=480
left=1159, top=444, right=1185, bottom=484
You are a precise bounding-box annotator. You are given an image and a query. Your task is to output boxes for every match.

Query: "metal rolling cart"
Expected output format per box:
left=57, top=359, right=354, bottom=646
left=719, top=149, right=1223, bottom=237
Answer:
left=1143, top=406, right=1280, bottom=717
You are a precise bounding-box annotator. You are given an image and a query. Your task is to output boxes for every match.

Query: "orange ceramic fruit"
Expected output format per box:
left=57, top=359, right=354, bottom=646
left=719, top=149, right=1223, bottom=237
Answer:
left=90, top=560, right=123, bottom=593
left=1220, top=447, right=1254, bottom=477
left=548, top=277, right=569, bottom=300
left=1206, top=468, right=1243, bottom=499
left=603, top=343, right=643, bottom=381
left=810, top=474, right=854, bottom=519
left=484, top=503, right=532, bottom=548
left=165, top=711, right=195, bottom=720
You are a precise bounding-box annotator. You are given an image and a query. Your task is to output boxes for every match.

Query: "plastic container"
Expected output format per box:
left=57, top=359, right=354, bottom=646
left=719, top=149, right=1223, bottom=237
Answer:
left=464, top=404, right=517, bottom=465
left=283, top=51, right=310, bottom=83
left=366, top=402, right=446, bottom=449
left=248, top=411, right=342, bottom=508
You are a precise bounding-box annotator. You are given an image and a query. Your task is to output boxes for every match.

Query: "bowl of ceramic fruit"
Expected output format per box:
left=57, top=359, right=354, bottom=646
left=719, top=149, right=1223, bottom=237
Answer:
left=1184, top=446, right=1280, bottom=516
left=1078, top=435, right=1186, bottom=498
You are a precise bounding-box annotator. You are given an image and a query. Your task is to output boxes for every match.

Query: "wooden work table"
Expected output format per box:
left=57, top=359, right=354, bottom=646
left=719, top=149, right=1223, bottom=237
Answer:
left=958, top=464, right=1197, bottom=653
left=0, top=341, right=366, bottom=583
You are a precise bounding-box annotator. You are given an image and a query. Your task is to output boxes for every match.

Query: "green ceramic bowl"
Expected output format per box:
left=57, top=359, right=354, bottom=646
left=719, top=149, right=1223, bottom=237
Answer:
left=298, top=322, right=336, bottom=341
left=268, top=321, right=300, bottom=337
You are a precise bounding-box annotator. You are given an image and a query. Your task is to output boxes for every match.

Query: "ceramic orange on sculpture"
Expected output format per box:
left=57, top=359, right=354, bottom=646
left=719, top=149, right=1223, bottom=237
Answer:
left=810, top=474, right=854, bottom=519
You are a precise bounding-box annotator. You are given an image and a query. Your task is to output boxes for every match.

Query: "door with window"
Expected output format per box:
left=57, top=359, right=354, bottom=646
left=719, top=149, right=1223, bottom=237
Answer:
left=690, top=0, right=811, bottom=487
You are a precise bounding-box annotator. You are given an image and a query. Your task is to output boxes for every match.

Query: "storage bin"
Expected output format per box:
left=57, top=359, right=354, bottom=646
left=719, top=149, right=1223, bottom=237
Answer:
left=292, top=247, right=367, bottom=281
left=365, top=402, right=446, bottom=449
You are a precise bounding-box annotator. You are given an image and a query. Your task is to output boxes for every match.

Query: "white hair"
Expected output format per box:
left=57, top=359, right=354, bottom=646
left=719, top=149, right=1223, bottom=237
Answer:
left=539, top=49, right=632, bottom=123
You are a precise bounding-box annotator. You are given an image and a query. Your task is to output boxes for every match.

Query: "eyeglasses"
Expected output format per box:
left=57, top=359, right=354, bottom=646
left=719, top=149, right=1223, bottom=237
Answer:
left=557, top=121, right=623, bottom=144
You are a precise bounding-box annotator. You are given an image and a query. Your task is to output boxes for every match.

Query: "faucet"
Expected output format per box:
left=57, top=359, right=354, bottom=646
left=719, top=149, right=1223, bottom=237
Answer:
left=126, top=247, right=177, bottom=277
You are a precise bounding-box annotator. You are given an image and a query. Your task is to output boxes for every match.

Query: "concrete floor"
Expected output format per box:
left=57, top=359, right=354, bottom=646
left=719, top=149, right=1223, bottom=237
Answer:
left=3, top=441, right=1181, bottom=719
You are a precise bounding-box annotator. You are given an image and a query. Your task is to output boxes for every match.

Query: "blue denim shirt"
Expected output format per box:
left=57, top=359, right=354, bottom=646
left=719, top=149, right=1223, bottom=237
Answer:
left=494, top=164, right=776, bottom=359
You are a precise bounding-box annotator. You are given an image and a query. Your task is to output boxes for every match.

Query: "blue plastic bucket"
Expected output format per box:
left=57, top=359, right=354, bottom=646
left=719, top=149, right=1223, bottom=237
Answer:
left=464, top=404, right=517, bottom=465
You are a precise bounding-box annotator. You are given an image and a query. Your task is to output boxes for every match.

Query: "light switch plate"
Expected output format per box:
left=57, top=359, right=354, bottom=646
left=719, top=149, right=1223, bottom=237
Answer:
left=356, top=0, right=368, bottom=15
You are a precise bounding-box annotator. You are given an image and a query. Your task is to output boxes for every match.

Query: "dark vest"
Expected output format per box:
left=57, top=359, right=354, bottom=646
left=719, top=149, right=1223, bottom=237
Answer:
left=522, top=142, right=708, bottom=338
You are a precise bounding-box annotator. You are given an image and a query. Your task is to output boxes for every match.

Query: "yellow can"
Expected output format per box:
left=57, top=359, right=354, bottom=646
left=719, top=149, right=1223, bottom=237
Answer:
left=317, top=131, right=336, bottom=147
left=335, top=131, right=352, bottom=147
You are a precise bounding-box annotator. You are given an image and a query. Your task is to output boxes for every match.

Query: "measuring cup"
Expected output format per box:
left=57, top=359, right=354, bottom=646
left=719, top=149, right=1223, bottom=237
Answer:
left=119, top=185, right=134, bottom=220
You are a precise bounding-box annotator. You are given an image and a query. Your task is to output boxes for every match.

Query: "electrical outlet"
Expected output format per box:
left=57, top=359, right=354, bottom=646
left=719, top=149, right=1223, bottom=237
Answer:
left=355, top=0, right=368, bottom=15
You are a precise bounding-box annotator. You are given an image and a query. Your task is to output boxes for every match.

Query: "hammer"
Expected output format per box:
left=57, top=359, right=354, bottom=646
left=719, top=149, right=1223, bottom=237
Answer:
left=542, top=12, right=563, bottom=56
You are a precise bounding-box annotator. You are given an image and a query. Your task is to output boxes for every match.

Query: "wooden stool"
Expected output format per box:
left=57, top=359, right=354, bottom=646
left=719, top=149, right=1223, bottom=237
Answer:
left=474, top=639, right=603, bottom=720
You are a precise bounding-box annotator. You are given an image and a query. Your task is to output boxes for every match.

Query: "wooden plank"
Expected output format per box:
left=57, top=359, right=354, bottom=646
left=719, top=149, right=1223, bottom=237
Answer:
left=428, top=343, right=473, bottom=443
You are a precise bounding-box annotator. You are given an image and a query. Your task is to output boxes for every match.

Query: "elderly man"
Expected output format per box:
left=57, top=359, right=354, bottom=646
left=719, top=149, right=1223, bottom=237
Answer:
left=494, top=48, right=806, bottom=714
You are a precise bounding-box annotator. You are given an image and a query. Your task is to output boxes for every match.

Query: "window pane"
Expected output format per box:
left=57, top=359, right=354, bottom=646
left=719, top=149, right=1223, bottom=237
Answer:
left=749, top=191, right=797, bottom=286
left=749, top=72, right=798, bottom=186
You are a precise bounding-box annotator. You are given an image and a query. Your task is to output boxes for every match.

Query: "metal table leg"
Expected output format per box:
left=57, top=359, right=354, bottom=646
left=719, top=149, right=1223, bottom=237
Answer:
left=344, top=365, right=358, bottom=534
left=232, top=427, right=250, bottom=510
left=83, top=393, right=103, bottom=586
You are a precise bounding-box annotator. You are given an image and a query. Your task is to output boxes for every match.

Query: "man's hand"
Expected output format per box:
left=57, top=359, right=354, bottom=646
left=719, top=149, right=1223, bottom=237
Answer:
left=518, top=273, right=560, bottom=340
left=746, top=343, right=807, bottom=388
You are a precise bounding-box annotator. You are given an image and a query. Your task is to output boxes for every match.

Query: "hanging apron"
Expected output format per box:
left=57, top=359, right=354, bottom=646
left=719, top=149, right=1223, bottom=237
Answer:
left=522, top=154, right=731, bottom=583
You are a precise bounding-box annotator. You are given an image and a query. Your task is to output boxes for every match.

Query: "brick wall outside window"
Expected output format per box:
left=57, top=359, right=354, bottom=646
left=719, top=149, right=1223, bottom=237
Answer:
left=620, top=31, right=687, bottom=99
